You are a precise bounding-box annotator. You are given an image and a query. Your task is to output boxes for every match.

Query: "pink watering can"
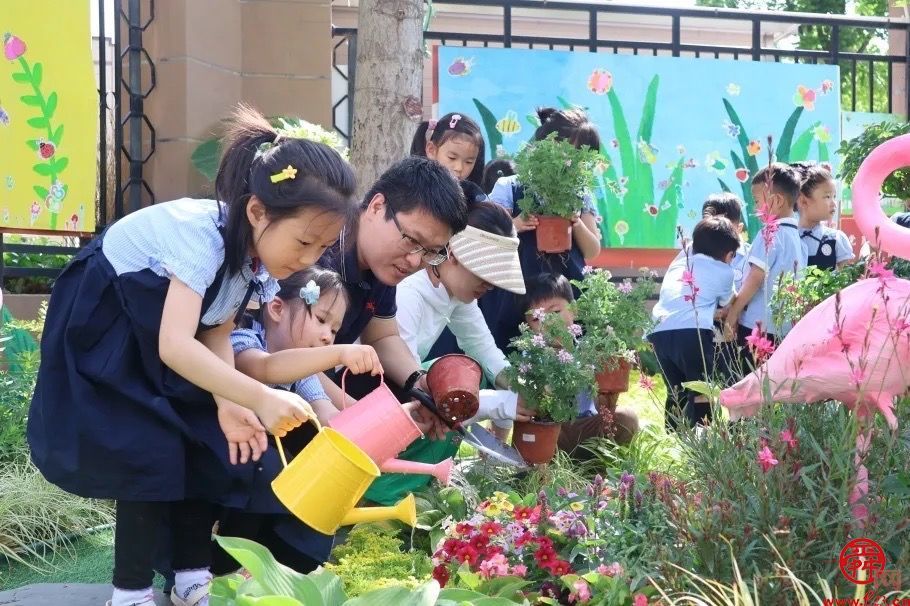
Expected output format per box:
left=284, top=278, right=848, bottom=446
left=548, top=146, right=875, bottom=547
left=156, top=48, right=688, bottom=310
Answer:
left=327, top=371, right=453, bottom=486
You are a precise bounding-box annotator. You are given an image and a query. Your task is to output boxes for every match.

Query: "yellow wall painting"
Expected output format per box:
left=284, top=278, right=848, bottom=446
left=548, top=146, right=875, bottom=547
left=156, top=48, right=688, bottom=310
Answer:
left=1, top=1, right=97, bottom=233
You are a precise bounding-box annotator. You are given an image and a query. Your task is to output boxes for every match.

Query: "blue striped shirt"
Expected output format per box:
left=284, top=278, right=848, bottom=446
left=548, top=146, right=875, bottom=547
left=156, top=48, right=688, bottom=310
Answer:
left=231, top=318, right=329, bottom=403
left=101, top=198, right=279, bottom=326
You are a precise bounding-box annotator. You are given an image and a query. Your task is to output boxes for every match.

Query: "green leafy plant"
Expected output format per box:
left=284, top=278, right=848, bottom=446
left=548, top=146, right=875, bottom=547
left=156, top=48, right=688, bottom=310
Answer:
left=837, top=119, right=910, bottom=200
left=514, top=133, right=598, bottom=220
left=7, top=33, right=70, bottom=230
left=503, top=315, right=595, bottom=423
left=191, top=117, right=349, bottom=182
left=212, top=535, right=506, bottom=605
left=2, top=235, right=72, bottom=294
left=769, top=264, right=865, bottom=328
left=325, top=525, right=432, bottom=597
left=572, top=268, right=654, bottom=370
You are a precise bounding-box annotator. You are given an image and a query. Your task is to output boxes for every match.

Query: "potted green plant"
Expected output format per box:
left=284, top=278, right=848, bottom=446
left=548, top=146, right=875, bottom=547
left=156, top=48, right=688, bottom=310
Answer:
left=573, top=268, right=654, bottom=393
left=503, top=314, right=596, bottom=464
left=514, top=132, right=599, bottom=253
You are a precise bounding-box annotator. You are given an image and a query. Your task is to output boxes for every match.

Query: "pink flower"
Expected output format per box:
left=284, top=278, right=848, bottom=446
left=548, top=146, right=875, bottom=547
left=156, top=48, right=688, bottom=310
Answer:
left=511, top=564, right=528, bottom=577
left=683, top=285, right=701, bottom=303
left=745, top=323, right=775, bottom=362
left=633, top=594, right=649, bottom=606
left=681, top=269, right=696, bottom=287
left=531, top=334, right=546, bottom=348
left=596, top=562, right=624, bottom=577
left=779, top=429, right=798, bottom=450
left=569, top=323, right=583, bottom=337
left=570, top=579, right=592, bottom=603
left=618, top=281, right=634, bottom=294
left=638, top=375, right=655, bottom=392
left=757, top=446, right=779, bottom=473
left=531, top=307, right=547, bottom=321
left=478, top=553, right=509, bottom=578
left=582, top=265, right=594, bottom=275
left=557, top=349, right=574, bottom=363
left=868, top=259, right=895, bottom=283
left=895, top=317, right=910, bottom=335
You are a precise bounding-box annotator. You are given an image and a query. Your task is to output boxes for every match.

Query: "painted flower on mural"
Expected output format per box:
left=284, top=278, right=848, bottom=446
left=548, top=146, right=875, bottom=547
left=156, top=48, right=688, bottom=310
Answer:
left=726, top=82, right=741, bottom=96
left=722, top=119, right=741, bottom=138
left=3, top=33, right=27, bottom=61
left=587, top=69, right=613, bottom=95
left=820, top=79, right=834, bottom=94
left=813, top=124, right=832, bottom=143
left=793, top=84, right=816, bottom=110
left=735, top=167, right=750, bottom=183
left=643, top=203, right=660, bottom=217
left=614, top=220, right=630, bottom=244
left=747, top=139, right=761, bottom=156
left=447, top=56, right=475, bottom=77
left=704, top=151, right=727, bottom=175
left=593, top=158, right=610, bottom=176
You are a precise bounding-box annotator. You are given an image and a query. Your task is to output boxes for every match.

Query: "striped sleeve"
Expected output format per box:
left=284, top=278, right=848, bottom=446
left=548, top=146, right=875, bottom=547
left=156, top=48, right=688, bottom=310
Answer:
left=294, top=375, right=329, bottom=403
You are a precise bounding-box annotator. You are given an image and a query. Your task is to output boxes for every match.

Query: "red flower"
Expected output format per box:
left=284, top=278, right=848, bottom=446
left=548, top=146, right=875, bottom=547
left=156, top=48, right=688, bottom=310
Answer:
left=485, top=545, right=505, bottom=557
left=432, top=564, right=450, bottom=587
left=469, top=533, right=490, bottom=550
left=441, top=538, right=462, bottom=555
left=455, top=522, right=474, bottom=536
left=480, top=521, right=503, bottom=537
left=535, top=536, right=554, bottom=550
left=548, top=559, right=572, bottom=576
left=454, top=544, right=480, bottom=566
left=515, top=531, right=535, bottom=548
left=513, top=505, right=540, bottom=523
left=534, top=545, right=558, bottom=567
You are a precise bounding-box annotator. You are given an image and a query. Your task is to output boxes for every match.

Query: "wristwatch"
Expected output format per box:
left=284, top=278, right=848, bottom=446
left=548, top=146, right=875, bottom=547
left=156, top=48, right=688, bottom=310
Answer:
left=403, top=369, right=427, bottom=392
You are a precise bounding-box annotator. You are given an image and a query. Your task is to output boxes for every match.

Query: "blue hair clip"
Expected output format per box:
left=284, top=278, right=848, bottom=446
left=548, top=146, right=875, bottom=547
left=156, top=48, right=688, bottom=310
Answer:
left=299, top=280, right=320, bottom=305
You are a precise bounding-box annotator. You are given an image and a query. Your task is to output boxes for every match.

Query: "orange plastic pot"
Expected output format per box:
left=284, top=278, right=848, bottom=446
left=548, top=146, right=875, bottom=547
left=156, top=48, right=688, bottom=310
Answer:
left=426, top=354, right=482, bottom=424
left=595, top=358, right=632, bottom=393
left=535, top=216, right=572, bottom=253
left=511, top=420, right=561, bottom=465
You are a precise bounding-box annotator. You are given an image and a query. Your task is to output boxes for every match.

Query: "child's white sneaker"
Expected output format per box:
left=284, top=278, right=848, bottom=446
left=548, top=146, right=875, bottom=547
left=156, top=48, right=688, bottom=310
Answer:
left=170, top=585, right=209, bottom=606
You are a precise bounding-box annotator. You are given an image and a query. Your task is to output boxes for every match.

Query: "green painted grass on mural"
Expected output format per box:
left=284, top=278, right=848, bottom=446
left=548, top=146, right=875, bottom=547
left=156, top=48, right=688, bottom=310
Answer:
left=720, top=100, right=830, bottom=240
left=592, top=74, right=680, bottom=248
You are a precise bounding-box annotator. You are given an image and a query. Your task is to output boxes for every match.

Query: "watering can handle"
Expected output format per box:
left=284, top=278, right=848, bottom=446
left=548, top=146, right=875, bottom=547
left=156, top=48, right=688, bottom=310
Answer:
left=339, top=368, right=385, bottom=410
left=274, top=413, right=323, bottom=469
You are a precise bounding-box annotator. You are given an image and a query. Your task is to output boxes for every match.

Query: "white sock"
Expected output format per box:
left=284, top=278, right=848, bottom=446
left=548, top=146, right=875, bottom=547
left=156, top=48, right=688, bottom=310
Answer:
left=111, top=586, right=155, bottom=606
left=175, top=567, right=212, bottom=603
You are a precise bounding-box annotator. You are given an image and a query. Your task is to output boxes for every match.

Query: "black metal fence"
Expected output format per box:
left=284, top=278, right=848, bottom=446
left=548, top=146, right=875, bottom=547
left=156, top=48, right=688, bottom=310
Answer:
left=332, top=0, right=910, bottom=137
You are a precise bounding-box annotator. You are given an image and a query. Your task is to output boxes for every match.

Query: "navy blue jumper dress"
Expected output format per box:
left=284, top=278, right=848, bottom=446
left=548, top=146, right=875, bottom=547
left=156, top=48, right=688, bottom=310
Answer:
left=27, top=199, right=276, bottom=504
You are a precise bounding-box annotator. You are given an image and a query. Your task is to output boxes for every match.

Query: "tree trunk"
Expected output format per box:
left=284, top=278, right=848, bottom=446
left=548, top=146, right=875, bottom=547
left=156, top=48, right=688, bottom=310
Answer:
left=350, top=0, right=426, bottom=195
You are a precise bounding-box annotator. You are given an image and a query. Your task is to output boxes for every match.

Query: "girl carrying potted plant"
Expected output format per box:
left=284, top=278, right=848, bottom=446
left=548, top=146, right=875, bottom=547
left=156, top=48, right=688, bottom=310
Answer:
left=481, top=108, right=603, bottom=353
left=573, top=267, right=654, bottom=394
left=504, top=274, right=639, bottom=464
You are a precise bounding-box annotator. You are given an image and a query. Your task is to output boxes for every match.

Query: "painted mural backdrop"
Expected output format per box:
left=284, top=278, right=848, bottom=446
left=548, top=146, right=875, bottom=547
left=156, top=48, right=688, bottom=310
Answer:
left=437, top=47, right=840, bottom=248
left=0, top=1, right=97, bottom=232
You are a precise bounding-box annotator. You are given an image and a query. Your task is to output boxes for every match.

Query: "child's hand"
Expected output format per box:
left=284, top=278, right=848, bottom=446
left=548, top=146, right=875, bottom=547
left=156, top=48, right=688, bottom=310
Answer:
left=514, top=214, right=539, bottom=233
left=723, top=311, right=740, bottom=341
left=402, top=400, right=449, bottom=440
left=256, top=388, right=317, bottom=437
left=339, top=344, right=383, bottom=376
left=216, top=401, right=267, bottom=465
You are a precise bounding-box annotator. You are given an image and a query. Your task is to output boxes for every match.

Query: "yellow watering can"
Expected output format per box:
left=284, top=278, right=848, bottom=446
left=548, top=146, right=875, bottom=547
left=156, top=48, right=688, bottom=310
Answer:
left=271, top=423, right=417, bottom=536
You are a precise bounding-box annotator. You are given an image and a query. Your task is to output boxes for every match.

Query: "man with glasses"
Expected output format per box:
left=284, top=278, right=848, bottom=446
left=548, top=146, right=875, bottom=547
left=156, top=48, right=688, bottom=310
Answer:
left=317, top=156, right=468, bottom=414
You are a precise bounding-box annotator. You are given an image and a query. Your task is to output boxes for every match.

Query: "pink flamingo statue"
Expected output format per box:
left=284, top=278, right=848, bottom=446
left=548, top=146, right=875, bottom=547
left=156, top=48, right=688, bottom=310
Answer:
left=720, top=134, right=910, bottom=525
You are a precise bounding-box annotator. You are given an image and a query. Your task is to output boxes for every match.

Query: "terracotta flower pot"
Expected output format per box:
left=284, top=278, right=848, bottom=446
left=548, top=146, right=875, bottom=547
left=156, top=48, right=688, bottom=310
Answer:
left=512, top=420, right=561, bottom=464
left=595, top=358, right=632, bottom=393
left=535, top=215, right=573, bottom=253
left=426, top=354, right=482, bottom=424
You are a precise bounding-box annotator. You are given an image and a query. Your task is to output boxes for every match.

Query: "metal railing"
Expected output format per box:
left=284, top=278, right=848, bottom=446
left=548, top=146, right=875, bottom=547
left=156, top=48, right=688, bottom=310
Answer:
left=332, top=0, right=910, bottom=137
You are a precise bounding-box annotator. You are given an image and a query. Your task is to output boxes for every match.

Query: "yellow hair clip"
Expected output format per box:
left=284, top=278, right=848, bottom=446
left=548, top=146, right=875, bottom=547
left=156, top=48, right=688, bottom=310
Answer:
left=271, top=165, right=297, bottom=183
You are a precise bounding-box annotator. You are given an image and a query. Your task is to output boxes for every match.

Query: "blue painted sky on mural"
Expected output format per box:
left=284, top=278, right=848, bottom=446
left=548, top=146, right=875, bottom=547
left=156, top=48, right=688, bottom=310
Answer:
left=438, top=46, right=840, bottom=248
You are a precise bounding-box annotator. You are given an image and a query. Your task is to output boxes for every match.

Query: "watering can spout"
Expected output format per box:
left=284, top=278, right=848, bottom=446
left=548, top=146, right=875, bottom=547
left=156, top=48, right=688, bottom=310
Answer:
left=340, top=493, right=417, bottom=528
left=380, top=457, right=453, bottom=486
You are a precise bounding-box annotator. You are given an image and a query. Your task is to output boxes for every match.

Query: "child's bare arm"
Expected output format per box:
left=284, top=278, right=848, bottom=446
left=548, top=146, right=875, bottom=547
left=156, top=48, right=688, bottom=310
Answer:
left=573, top=212, right=602, bottom=260
left=235, top=345, right=381, bottom=387
left=724, top=265, right=764, bottom=332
